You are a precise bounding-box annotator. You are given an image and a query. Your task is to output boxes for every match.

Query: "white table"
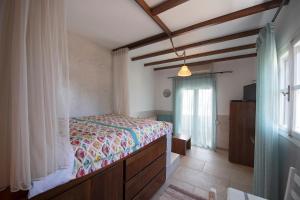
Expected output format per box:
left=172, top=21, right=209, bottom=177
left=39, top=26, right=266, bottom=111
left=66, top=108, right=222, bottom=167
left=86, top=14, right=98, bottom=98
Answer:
left=227, top=188, right=267, bottom=200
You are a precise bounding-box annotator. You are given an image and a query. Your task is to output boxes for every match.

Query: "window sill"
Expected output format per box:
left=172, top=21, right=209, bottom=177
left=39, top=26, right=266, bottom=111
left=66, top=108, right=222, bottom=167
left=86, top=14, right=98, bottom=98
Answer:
left=279, top=131, right=300, bottom=148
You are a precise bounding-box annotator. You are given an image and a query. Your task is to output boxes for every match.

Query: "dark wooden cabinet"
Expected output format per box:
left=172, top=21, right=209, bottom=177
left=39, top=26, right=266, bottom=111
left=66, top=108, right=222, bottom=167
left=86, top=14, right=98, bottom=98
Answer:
left=229, top=101, right=255, bottom=167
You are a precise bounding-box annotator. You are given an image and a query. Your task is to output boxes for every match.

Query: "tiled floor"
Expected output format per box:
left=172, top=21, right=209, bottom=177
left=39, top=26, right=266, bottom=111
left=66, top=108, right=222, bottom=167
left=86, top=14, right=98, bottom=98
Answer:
left=153, top=146, right=253, bottom=200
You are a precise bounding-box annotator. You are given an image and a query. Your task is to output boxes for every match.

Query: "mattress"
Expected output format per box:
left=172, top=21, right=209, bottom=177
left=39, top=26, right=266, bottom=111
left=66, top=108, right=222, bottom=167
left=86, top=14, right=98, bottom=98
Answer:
left=29, top=114, right=173, bottom=198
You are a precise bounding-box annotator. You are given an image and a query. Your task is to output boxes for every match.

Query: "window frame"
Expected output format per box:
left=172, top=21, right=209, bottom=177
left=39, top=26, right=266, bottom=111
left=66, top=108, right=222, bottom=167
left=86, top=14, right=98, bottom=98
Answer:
left=291, top=39, right=300, bottom=139
left=278, top=36, right=300, bottom=140
left=278, top=51, right=290, bottom=131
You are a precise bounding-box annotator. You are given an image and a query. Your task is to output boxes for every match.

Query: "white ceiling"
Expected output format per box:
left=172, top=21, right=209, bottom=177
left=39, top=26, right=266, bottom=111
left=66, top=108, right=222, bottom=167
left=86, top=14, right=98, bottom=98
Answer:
left=66, top=0, right=162, bottom=48
left=66, top=0, right=277, bottom=70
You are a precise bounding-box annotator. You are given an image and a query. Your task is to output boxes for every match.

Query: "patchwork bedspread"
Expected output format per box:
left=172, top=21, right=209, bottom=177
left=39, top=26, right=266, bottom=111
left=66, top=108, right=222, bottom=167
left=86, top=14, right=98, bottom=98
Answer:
left=76, top=114, right=173, bottom=148
left=70, top=114, right=172, bottom=178
left=70, top=118, right=137, bottom=178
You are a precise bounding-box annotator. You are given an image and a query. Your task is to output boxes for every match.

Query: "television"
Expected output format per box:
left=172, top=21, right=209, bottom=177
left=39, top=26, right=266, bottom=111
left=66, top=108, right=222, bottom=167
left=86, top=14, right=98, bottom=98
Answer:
left=243, top=83, right=256, bottom=101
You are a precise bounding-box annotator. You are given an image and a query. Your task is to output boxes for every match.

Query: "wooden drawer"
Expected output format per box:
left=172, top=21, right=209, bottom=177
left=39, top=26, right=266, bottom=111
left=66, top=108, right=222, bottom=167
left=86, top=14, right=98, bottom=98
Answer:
left=52, top=180, right=91, bottom=200
left=52, top=162, right=123, bottom=200
left=91, top=162, right=123, bottom=200
left=125, top=153, right=166, bottom=200
left=125, top=136, right=166, bottom=181
left=132, top=168, right=166, bottom=200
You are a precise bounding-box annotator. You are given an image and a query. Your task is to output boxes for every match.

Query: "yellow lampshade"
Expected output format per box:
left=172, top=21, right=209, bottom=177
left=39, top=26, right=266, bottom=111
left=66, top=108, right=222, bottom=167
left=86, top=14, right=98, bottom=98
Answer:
left=177, top=65, right=192, bottom=77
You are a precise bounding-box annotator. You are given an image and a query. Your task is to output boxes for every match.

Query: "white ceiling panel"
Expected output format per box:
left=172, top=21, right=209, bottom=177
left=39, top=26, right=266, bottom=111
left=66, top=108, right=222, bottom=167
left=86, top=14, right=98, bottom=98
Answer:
left=158, top=0, right=270, bottom=31
left=66, top=0, right=162, bottom=49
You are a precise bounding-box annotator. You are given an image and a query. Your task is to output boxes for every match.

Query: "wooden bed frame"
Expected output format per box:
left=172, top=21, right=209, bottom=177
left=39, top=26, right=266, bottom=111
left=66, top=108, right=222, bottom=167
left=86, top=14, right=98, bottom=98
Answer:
left=1, top=135, right=167, bottom=200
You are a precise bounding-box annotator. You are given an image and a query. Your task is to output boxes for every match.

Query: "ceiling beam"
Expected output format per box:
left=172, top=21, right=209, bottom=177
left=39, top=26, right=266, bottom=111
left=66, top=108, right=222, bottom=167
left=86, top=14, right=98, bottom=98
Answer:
left=153, top=53, right=257, bottom=71
left=114, top=0, right=281, bottom=51
left=171, top=0, right=280, bottom=37
left=151, top=0, right=189, bottom=15
left=132, top=28, right=260, bottom=61
left=135, top=0, right=171, bottom=34
left=144, top=43, right=256, bottom=66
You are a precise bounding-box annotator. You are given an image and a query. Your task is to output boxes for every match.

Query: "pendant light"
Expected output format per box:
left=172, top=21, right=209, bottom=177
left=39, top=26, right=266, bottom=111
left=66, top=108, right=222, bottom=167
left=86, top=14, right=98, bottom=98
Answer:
left=177, top=51, right=192, bottom=77
left=169, top=37, right=192, bottom=77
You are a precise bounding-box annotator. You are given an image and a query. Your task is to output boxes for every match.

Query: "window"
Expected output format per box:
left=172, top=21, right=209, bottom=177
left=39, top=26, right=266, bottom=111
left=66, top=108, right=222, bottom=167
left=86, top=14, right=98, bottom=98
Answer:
left=181, top=89, right=194, bottom=116
left=178, top=85, right=215, bottom=148
left=279, top=39, right=300, bottom=139
left=293, top=41, right=300, bottom=135
left=279, top=52, right=290, bottom=130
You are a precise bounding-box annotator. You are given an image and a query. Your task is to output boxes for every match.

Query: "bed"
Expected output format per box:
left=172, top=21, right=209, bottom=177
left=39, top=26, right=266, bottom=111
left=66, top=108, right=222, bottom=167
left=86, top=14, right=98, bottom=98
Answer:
left=28, top=114, right=172, bottom=200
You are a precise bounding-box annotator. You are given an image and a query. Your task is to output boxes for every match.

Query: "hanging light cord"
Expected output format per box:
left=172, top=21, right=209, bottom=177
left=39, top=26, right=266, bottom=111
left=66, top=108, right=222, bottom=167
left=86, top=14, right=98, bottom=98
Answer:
left=168, top=36, right=186, bottom=61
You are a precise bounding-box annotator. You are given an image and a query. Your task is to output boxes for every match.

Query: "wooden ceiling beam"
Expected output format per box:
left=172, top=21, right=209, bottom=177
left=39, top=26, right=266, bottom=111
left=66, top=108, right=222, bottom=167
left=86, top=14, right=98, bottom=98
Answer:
left=135, top=0, right=171, bottom=34
left=153, top=53, right=257, bottom=71
left=132, top=28, right=260, bottom=61
left=151, top=0, right=189, bottom=15
left=144, top=43, right=256, bottom=66
left=171, top=0, right=280, bottom=37
left=114, top=0, right=282, bottom=51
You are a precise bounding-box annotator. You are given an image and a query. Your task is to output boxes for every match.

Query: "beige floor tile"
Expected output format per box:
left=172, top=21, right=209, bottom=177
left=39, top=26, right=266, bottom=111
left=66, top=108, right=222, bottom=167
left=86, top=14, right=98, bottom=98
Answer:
left=167, top=177, right=195, bottom=193
left=153, top=146, right=254, bottom=199
left=174, top=166, right=230, bottom=194
left=192, top=187, right=209, bottom=198
left=187, top=148, right=226, bottom=163
left=179, top=156, right=205, bottom=171
left=203, top=162, right=232, bottom=180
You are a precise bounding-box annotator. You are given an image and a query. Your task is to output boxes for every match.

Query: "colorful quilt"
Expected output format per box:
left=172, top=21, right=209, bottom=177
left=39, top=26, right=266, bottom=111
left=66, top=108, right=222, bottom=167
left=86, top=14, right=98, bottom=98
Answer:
left=75, top=114, right=173, bottom=148
left=70, top=114, right=173, bottom=178
left=70, top=118, right=137, bottom=178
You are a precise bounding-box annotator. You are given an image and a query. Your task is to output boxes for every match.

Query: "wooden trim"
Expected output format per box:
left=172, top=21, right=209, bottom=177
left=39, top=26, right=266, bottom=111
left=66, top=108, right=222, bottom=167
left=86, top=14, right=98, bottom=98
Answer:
left=114, top=1, right=281, bottom=51
left=132, top=28, right=260, bottom=61
left=135, top=0, right=171, bottom=34
left=144, top=43, right=256, bottom=66
left=153, top=53, right=257, bottom=71
left=151, top=0, right=189, bottom=15
left=115, top=32, right=169, bottom=51
left=0, top=189, right=28, bottom=200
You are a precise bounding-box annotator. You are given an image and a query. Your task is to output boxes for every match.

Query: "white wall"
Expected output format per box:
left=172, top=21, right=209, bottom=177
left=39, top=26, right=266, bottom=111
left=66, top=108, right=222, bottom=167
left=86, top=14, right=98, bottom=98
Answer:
left=68, top=33, right=113, bottom=117
left=276, top=0, right=300, bottom=51
left=154, top=57, right=256, bottom=149
left=127, top=59, right=155, bottom=117
left=214, top=57, right=256, bottom=115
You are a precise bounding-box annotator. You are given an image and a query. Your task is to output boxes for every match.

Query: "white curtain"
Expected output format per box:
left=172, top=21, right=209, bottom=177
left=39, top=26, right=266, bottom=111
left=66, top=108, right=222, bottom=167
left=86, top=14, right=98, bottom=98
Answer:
left=253, top=23, right=279, bottom=200
left=174, top=75, right=217, bottom=149
left=0, top=0, right=72, bottom=192
left=112, top=48, right=129, bottom=115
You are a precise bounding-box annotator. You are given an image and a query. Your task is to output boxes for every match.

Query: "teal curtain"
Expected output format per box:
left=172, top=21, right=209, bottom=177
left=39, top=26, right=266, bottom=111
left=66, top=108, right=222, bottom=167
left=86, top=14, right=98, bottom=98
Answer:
left=253, top=23, right=279, bottom=200
left=173, top=74, right=217, bottom=149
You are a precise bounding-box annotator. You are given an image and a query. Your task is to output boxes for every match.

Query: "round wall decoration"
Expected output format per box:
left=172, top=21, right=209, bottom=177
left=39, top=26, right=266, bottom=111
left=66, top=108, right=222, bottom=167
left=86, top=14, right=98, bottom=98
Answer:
left=163, top=89, right=171, bottom=98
